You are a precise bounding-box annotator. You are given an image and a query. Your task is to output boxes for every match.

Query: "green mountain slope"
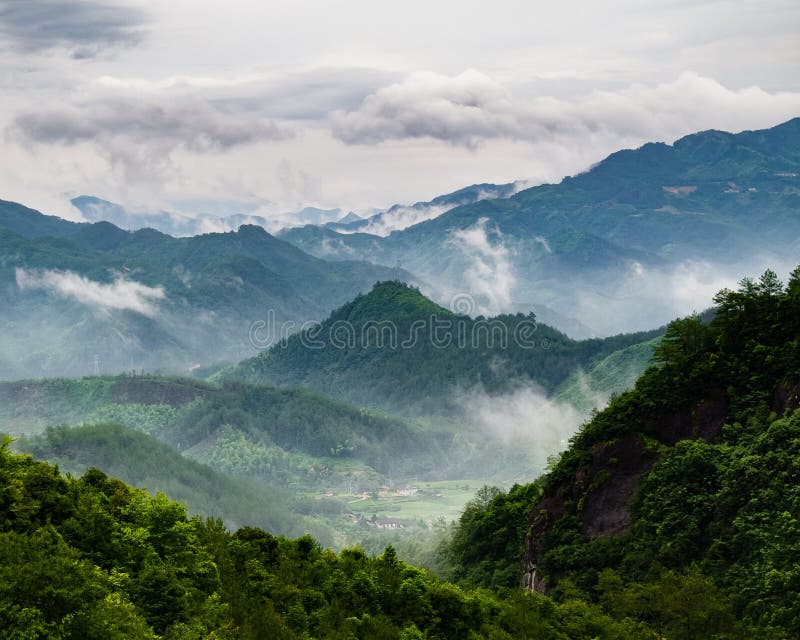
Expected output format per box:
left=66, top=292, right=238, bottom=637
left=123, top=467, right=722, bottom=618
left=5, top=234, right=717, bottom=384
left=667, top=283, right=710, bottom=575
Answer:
left=222, top=281, right=662, bottom=416
left=0, top=440, right=657, bottom=638
left=554, top=337, right=661, bottom=412
left=281, top=118, right=800, bottom=334
left=441, top=267, right=800, bottom=637
left=14, top=423, right=308, bottom=537
left=0, top=199, right=85, bottom=239
left=0, top=375, right=439, bottom=483
left=0, top=200, right=407, bottom=379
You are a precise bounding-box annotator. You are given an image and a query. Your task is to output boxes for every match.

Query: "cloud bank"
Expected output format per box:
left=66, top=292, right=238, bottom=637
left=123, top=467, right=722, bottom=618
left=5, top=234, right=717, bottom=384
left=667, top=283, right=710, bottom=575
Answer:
left=11, top=96, right=289, bottom=152
left=15, top=268, right=166, bottom=316
left=1, top=0, right=798, bottom=216
left=0, top=0, right=148, bottom=58
left=332, top=70, right=800, bottom=148
left=8, top=94, right=291, bottom=184
left=571, top=257, right=800, bottom=336
left=458, top=383, right=588, bottom=473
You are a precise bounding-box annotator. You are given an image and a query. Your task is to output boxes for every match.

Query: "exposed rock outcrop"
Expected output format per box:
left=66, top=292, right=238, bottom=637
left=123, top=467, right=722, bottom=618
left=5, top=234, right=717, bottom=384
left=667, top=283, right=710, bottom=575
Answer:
left=521, top=388, right=729, bottom=592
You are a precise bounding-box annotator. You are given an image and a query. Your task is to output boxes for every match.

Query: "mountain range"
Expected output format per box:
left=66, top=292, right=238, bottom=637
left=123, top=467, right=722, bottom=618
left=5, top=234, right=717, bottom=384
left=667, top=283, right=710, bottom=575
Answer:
left=70, top=182, right=520, bottom=239
left=70, top=195, right=351, bottom=236
left=0, top=199, right=406, bottom=379
left=2, top=119, right=795, bottom=382
left=324, top=182, right=520, bottom=236
left=280, top=118, right=800, bottom=334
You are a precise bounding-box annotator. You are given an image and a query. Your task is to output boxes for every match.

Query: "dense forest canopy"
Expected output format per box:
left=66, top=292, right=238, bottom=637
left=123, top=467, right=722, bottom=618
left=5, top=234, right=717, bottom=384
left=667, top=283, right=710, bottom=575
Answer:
left=225, top=281, right=661, bottom=416
left=4, top=268, right=800, bottom=638
left=0, top=439, right=658, bottom=639
left=438, top=268, right=800, bottom=639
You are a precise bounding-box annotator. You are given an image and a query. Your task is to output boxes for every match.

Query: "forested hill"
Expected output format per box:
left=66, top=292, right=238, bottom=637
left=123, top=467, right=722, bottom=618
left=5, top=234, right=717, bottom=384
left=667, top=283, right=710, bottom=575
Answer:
left=280, top=118, right=800, bottom=335
left=0, top=375, right=443, bottom=486
left=0, top=439, right=660, bottom=638
left=0, top=199, right=404, bottom=379
left=221, top=281, right=662, bottom=416
left=440, top=268, right=800, bottom=638
left=14, top=422, right=310, bottom=538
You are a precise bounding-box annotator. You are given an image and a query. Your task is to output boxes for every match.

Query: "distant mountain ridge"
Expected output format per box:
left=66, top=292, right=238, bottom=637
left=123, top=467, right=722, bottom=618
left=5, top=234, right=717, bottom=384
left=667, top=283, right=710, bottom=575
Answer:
left=71, top=195, right=348, bottom=236
left=323, top=181, right=519, bottom=235
left=279, top=118, right=800, bottom=334
left=0, top=199, right=408, bottom=379
left=71, top=181, right=521, bottom=239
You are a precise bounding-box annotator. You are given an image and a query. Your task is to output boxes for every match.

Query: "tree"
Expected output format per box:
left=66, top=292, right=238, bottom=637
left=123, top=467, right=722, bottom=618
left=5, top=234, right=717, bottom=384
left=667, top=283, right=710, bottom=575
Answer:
left=652, top=314, right=709, bottom=367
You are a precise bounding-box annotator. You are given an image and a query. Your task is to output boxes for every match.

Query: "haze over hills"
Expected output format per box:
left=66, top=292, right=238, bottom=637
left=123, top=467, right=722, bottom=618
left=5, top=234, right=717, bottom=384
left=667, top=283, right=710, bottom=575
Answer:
left=441, top=268, right=800, bottom=637
left=70, top=181, right=521, bottom=239
left=324, top=181, right=520, bottom=236
left=5, top=267, right=800, bottom=638
left=0, top=277, right=668, bottom=556
left=7, top=116, right=791, bottom=377
left=280, top=118, right=800, bottom=334
left=71, top=195, right=350, bottom=236
left=4, top=0, right=800, bottom=635
left=222, top=281, right=662, bottom=417
left=0, top=375, right=454, bottom=487
left=0, top=199, right=409, bottom=380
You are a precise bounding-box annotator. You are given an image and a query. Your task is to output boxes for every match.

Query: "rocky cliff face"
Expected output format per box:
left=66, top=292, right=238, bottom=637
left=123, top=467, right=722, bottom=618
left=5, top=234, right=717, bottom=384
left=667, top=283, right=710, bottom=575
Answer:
left=521, top=389, right=730, bottom=593
left=520, top=370, right=800, bottom=594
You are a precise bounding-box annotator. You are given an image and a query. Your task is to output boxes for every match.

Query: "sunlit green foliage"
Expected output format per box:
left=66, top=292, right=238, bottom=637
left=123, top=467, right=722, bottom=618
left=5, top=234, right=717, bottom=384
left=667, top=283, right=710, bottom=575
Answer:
left=441, top=483, right=544, bottom=589
left=441, top=269, right=800, bottom=638
left=14, top=423, right=310, bottom=539
left=0, top=441, right=655, bottom=639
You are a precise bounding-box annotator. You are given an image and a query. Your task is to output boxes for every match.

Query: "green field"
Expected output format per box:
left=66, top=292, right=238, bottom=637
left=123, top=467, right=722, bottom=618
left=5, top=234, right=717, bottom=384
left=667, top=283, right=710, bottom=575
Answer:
left=335, top=479, right=489, bottom=523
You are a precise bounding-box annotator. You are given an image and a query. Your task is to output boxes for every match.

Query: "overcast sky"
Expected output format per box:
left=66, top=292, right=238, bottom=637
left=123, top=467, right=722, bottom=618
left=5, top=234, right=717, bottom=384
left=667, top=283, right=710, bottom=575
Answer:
left=1, top=0, right=799, bottom=220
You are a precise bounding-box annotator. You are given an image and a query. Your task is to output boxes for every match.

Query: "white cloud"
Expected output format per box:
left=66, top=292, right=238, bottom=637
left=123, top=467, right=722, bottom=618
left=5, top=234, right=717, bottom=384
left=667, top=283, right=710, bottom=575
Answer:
left=457, top=383, right=588, bottom=471
left=15, top=268, right=166, bottom=316
left=572, top=258, right=800, bottom=335
left=8, top=93, right=291, bottom=185
left=331, top=70, right=800, bottom=148
left=331, top=69, right=513, bottom=148
left=450, top=217, right=516, bottom=315
left=317, top=236, right=357, bottom=258
left=349, top=204, right=453, bottom=236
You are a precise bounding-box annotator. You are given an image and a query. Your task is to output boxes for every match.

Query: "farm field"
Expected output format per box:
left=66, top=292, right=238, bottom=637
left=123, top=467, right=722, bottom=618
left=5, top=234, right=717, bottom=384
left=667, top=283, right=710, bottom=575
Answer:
left=335, top=479, right=488, bottom=524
